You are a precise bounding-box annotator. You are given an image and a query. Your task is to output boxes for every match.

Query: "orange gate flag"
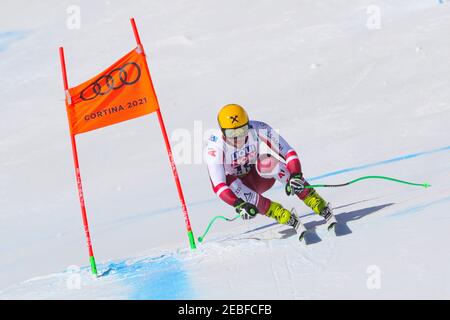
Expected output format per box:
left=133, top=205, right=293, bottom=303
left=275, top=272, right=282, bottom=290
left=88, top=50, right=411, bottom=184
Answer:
left=66, top=48, right=159, bottom=135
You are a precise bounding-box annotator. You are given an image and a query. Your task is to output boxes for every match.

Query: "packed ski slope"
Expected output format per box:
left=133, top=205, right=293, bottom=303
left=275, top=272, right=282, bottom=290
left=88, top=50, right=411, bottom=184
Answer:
left=0, top=0, right=449, bottom=299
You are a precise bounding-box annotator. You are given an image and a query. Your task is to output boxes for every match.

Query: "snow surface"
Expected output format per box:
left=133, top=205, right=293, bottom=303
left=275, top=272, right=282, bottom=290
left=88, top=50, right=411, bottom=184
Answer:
left=0, top=0, right=449, bottom=299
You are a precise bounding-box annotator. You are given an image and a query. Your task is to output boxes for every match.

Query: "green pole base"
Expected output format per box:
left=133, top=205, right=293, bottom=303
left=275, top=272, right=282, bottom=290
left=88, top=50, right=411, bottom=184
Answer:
left=188, top=230, right=196, bottom=250
left=90, top=256, right=98, bottom=276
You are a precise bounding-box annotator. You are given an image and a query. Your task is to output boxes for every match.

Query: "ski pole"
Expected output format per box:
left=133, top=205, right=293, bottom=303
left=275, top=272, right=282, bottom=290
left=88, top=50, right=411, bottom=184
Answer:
left=198, top=214, right=240, bottom=243
left=199, top=175, right=430, bottom=243
left=305, top=175, right=431, bottom=189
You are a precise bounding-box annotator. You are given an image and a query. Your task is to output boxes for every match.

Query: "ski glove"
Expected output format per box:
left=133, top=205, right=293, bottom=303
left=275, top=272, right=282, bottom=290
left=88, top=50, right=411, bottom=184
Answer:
left=285, top=173, right=306, bottom=196
left=234, top=199, right=258, bottom=220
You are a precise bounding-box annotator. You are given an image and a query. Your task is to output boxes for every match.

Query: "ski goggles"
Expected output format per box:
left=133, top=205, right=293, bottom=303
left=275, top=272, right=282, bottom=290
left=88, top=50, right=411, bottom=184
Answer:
left=222, top=124, right=249, bottom=138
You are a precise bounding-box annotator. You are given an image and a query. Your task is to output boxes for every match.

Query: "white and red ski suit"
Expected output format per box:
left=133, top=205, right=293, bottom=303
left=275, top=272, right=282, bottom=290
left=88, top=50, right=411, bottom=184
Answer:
left=206, top=120, right=311, bottom=214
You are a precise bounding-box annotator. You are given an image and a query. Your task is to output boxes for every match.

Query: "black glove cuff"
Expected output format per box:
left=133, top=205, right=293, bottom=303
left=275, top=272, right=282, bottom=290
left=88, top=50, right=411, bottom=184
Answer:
left=291, top=172, right=303, bottom=179
left=233, top=198, right=245, bottom=208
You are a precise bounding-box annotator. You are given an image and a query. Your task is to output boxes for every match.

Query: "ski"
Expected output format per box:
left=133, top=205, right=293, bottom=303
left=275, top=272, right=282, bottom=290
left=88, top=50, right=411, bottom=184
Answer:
left=289, top=208, right=310, bottom=243
left=289, top=205, right=352, bottom=244
left=288, top=208, right=321, bottom=244
left=298, top=223, right=309, bottom=242
left=320, top=203, right=339, bottom=232
left=322, top=205, right=352, bottom=237
left=297, top=203, right=351, bottom=243
left=325, top=215, right=338, bottom=232
left=298, top=225, right=322, bottom=244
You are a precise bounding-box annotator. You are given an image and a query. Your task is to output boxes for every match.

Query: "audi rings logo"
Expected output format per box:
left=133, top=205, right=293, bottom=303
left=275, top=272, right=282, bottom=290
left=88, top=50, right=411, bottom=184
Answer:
left=80, top=62, right=142, bottom=101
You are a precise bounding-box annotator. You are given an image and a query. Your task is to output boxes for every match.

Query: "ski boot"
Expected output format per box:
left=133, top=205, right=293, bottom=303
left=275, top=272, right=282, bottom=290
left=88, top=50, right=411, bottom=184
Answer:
left=287, top=207, right=308, bottom=241
left=267, top=202, right=308, bottom=240
left=319, top=203, right=337, bottom=231
left=303, top=189, right=337, bottom=231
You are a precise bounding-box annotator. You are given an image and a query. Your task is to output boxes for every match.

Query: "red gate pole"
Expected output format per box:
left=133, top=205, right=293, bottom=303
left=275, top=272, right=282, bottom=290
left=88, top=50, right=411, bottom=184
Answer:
left=59, top=47, right=99, bottom=275
left=130, top=18, right=196, bottom=249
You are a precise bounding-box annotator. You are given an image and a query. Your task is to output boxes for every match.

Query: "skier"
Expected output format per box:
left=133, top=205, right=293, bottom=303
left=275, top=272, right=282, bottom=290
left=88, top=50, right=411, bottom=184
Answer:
left=206, top=104, right=337, bottom=238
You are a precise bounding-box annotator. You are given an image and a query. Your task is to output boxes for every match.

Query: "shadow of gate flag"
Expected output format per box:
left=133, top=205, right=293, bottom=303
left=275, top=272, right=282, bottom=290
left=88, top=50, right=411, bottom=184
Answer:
left=66, top=47, right=159, bottom=135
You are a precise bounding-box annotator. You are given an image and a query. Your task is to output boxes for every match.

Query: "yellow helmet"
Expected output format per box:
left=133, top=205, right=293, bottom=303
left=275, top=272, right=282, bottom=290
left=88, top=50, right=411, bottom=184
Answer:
left=217, top=104, right=249, bottom=129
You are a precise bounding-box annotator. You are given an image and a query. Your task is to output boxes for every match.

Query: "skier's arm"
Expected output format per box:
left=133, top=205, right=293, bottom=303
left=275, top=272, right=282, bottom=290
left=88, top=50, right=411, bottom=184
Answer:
left=254, top=121, right=302, bottom=175
left=206, top=144, right=239, bottom=207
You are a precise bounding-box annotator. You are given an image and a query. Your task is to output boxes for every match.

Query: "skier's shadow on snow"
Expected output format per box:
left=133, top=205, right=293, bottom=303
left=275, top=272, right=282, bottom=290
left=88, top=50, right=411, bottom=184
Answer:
left=224, top=203, right=394, bottom=244
left=277, top=203, right=395, bottom=242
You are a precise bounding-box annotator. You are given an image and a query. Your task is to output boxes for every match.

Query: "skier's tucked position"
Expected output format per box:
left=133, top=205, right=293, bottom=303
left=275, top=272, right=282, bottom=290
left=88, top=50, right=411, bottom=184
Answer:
left=206, top=104, right=337, bottom=239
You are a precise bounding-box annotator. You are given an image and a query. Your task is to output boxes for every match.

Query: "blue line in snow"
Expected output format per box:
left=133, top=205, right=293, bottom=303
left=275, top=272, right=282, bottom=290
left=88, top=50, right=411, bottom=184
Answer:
left=102, top=145, right=450, bottom=226
left=267, top=145, right=449, bottom=192
left=180, top=145, right=449, bottom=208
left=98, top=255, right=194, bottom=300
left=307, top=145, right=450, bottom=182
left=388, top=196, right=450, bottom=218
left=0, top=31, right=28, bottom=52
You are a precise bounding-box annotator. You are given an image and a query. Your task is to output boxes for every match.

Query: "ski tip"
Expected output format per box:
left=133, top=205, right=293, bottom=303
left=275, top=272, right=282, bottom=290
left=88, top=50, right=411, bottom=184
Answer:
left=327, top=222, right=337, bottom=232
left=198, top=237, right=203, bottom=243
left=299, top=231, right=307, bottom=242
left=423, top=183, right=431, bottom=188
